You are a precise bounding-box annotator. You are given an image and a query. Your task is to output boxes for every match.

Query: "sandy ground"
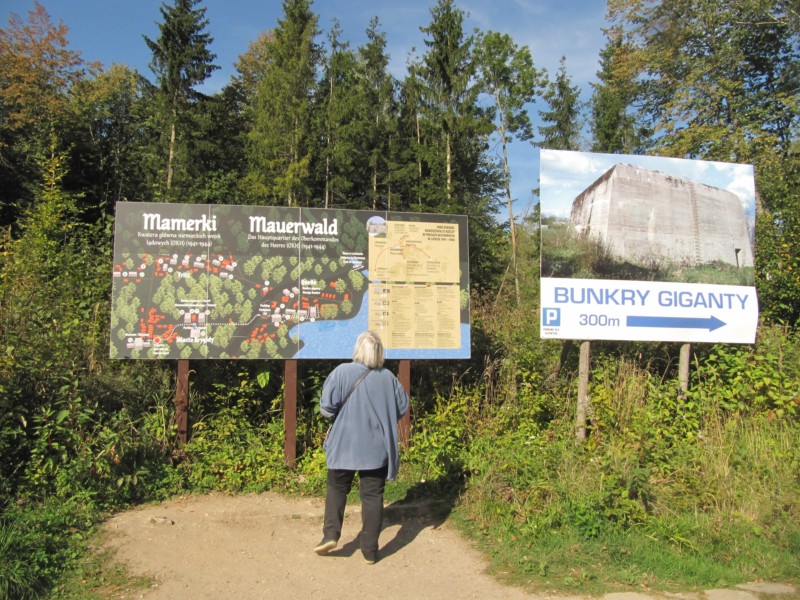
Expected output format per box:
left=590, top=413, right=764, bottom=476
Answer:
left=101, top=492, right=798, bottom=600
left=102, top=491, right=545, bottom=600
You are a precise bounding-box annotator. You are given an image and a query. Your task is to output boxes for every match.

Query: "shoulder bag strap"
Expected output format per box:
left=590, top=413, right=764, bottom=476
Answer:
left=326, top=368, right=371, bottom=440
left=337, top=367, right=372, bottom=415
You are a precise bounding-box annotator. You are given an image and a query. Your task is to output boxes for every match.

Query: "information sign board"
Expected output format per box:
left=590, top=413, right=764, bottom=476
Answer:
left=540, top=279, right=758, bottom=343
left=539, top=150, right=758, bottom=343
left=110, top=203, right=470, bottom=359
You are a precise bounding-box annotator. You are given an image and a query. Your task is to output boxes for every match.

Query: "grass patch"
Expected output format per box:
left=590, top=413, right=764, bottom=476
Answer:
left=541, top=223, right=755, bottom=284
left=447, top=349, right=800, bottom=596
left=452, top=512, right=800, bottom=596
left=1, top=497, right=99, bottom=599
left=54, top=540, right=152, bottom=599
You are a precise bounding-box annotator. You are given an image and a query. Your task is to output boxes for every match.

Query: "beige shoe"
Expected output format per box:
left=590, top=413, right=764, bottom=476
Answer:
left=313, top=538, right=337, bottom=555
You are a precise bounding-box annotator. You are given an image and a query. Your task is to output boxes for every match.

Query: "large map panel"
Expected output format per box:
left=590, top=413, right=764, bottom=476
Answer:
left=368, top=221, right=460, bottom=283
left=110, top=203, right=470, bottom=359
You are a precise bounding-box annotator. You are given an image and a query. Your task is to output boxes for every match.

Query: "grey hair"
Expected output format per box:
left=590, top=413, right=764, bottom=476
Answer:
left=352, top=330, right=384, bottom=369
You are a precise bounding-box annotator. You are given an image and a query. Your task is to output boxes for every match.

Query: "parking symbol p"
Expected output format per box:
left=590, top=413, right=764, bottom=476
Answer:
left=543, top=307, right=561, bottom=326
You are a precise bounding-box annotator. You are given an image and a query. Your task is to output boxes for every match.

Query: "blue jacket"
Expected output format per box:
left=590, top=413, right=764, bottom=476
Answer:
left=321, top=362, right=409, bottom=480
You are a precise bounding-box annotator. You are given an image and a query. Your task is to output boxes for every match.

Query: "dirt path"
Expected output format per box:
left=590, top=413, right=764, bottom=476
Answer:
left=102, top=491, right=545, bottom=600
left=102, top=492, right=799, bottom=600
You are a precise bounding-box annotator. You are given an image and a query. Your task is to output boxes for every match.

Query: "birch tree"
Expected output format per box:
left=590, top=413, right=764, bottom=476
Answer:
left=475, top=31, right=544, bottom=305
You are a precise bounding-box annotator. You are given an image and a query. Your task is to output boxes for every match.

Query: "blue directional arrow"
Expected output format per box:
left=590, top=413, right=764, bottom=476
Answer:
left=626, top=315, right=726, bottom=331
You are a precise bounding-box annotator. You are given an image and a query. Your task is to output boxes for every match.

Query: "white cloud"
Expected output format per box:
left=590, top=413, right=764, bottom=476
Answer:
left=727, top=168, right=757, bottom=213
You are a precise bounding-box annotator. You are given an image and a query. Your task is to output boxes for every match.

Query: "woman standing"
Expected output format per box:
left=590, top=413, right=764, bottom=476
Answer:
left=314, top=331, right=409, bottom=564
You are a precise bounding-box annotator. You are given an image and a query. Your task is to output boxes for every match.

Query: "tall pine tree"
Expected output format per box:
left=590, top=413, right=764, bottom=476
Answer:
left=392, top=54, right=427, bottom=210
left=314, top=19, right=359, bottom=208
left=590, top=27, right=647, bottom=153
left=419, top=0, right=482, bottom=208
left=145, top=0, right=218, bottom=200
left=356, top=17, right=396, bottom=210
left=537, top=56, right=582, bottom=151
left=418, top=0, right=504, bottom=290
left=242, top=0, right=321, bottom=206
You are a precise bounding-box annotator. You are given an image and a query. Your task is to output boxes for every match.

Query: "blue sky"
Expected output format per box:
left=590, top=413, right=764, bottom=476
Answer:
left=3, top=0, right=609, bottom=219
left=540, top=150, right=757, bottom=225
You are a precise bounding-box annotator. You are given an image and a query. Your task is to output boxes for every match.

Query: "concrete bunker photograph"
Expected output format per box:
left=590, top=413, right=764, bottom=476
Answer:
left=539, top=150, right=756, bottom=285
left=570, top=163, right=754, bottom=269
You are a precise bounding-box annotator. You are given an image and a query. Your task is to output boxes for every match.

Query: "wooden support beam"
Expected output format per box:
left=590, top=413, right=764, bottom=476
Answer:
left=575, top=341, right=591, bottom=442
left=398, top=360, right=411, bottom=448
left=679, top=343, right=691, bottom=394
left=175, top=359, right=190, bottom=443
left=284, top=359, right=297, bottom=469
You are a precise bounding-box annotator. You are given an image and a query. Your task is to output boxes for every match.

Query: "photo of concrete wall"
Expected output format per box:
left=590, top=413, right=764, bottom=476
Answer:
left=569, top=163, right=754, bottom=269
left=539, top=150, right=756, bottom=285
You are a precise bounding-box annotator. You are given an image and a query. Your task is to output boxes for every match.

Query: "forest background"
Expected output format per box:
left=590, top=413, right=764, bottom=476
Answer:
left=0, top=0, right=799, bottom=598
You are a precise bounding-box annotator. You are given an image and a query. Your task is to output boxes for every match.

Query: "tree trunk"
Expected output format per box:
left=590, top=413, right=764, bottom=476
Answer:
left=325, top=154, right=330, bottom=209
left=166, top=119, right=176, bottom=192
left=416, top=114, right=422, bottom=206
left=446, top=131, right=452, bottom=203
left=387, top=134, right=393, bottom=211
left=372, top=169, right=377, bottom=210
left=499, top=114, right=520, bottom=306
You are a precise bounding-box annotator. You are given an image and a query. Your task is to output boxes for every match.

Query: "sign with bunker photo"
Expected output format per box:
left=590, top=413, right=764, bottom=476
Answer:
left=539, top=150, right=758, bottom=344
left=110, top=203, right=470, bottom=360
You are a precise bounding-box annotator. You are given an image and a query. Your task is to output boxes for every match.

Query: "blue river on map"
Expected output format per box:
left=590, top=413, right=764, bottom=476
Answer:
left=291, top=291, right=470, bottom=359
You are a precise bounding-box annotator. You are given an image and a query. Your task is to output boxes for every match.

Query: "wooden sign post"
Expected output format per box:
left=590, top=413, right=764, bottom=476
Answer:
left=175, top=359, right=190, bottom=443
left=284, top=359, right=298, bottom=469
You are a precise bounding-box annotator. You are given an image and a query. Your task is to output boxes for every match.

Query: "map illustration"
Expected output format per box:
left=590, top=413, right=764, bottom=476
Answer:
left=110, top=203, right=470, bottom=360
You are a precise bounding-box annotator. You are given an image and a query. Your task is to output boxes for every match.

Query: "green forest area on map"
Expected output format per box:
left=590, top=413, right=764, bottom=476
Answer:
left=111, top=250, right=366, bottom=359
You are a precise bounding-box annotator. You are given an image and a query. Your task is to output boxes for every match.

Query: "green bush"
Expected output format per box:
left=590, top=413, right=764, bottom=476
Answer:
left=404, top=388, right=479, bottom=481
left=0, top=497, right=98, bottom=600
left=294, top=445, right=329, bottom=496
left=688, top=325, right=800, bottom=419
left=179, top=404, right=288, bottom=493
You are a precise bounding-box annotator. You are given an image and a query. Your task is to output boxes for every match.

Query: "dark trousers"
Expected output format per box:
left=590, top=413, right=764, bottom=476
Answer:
left=323, top=466, right=388, bottom=554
